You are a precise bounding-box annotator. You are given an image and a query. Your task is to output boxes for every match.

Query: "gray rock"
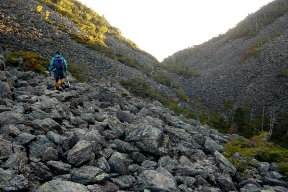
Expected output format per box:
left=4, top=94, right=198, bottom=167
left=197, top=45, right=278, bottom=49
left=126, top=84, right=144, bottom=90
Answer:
left=262, top=176, right=288, bottom=187
left=107, top=118, right=125, bottom=137
left=125, top=124, right=168, bottom=155
left=29, top=135, right=57, bottom=159
left=108, top=152, right=131, bottom=175
left=0, top=168, right=28, bottom=191
left=30, top=118, right=63, bottom=133
left=95, top=157, right=111, bottom=173
left=258, top=162, right=270, bottom=173
left=111, top=175, right=136, bottom=189
left=130, top=152, right=146, bottom=163
left=47, top=161, right=72, bottom=175
left=216, top=173, right=237, bottom=191
left=16, top=132, right=36, bottom=145
left=204, top=137, right=223, bottom=153
left=117, top=110, right=134, bottom=123
left=80, top=113, right=95, bottom=124
left=47, top=131, right=65, bottom=145
left=0, top=111, right=24, bottom=125
left=3, top=152, right=28, bottom=173
left=213, top=151, right=236, bottom=175
left=29, top=162, right=53, bottom=181
left=71, top=166, right=109, bottom=184
left=36, top=180, right=89, bottom=192
left=109, top=139, right=140, bottom=153
left=0, top=81, right=11, bottom=98
left=67, top=140, right=95, bottom=166
left=240, top=183, right=262, bottom=192
left=42, top=147, right=59, bottom=162
left=138, top=167, right=177, bottom=192
left=0, top=138, right=13, bottom=158
left=142, top=160, right=157, bottom=169
left=0, top=124, right=21, bottom=136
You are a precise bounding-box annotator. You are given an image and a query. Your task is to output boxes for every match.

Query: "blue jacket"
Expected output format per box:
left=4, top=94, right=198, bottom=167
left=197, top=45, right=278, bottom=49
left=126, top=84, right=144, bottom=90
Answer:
left=49, top=54, right=68, bottom=72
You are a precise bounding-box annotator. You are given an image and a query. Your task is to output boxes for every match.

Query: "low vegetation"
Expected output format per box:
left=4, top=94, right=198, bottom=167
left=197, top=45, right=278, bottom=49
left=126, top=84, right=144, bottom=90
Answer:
left=67, top=61, right=89, bottom=82
left=226, top=0, right=288, bottom=40
left=223, top=133, right=288, bottom=177
left=4, top=50, right=49, bottom=75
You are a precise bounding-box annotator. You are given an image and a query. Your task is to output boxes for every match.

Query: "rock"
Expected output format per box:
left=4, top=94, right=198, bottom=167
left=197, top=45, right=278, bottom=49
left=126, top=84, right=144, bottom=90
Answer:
left=107, top=118, right=125, bottom=138
left=125, top=124, right=168, bottom=155
left=80, top=113, right=95, bottom=124
left=213, top=151, right=236, bottom=175
left=71, top=166, right=109, bottom=184
left=47, top=160, right=72, bottom=175
left=29, top=162, right=53, bottom=181
left=204, top=137, right=223, bottom=153
left=3, top=152, right=28, bottom=173
left=262, top=176, right=288, bottom=187
left=0, top=168, right=28, bottom=191
left=0, top=138, right=13, bottom=158
left=36, top=180, right=89, bottom=192
left=142, top=160, right=157, bottom=169
left=0, top=124, right=21, bottom=136
left=111, top=175, right=136, bottom=189
left=240, top=183, right=262, bottom=192
left=137, top=167, right=177, bottom=191
left=109, top=139, right=140, bottom=153
left=67, top=140, right=95, bottom=166
left=95, top=157, right=111, bottom=173
left=108, top=152, right=131, bottom=175
left=30, top=118, right=63, bottom=133
left=0, top=111, right=24, bottom=125
left=42, top=147, right=59, bottom=162
left=16, top=132, right=36, bottom=145
left=216, top=173, right=237, bottom=191
left=130, top=152, right=146, bottom=163
left=29, top=135, right=57, bottom=159
left=258, top=162, right=270, bottom=173
left=0, top=81, right=11, bottom=98
left=117, top=110, right=134, bottom=123
left=47, top=131, right=65, bottom=145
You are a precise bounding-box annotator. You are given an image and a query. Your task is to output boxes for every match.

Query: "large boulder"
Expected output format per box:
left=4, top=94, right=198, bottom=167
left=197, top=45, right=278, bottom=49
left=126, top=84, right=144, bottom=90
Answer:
left=0, top=111, right=24, bottom=125
left=137, top=167, right=177, bottom=191
left=71, top=166, right=109, bottom=184
left=0, top=168, right=28, bottom=191
left=213, top=151, right=237, bottom=175
left=28, top=135, right=57, bottom=159
left=36, top=180, right=89, bottom=192
left=108, top=152, right=131, bottom=175
left=67, top=140, right=95, bottom=166
left=125, top=124, right=168, bottom=155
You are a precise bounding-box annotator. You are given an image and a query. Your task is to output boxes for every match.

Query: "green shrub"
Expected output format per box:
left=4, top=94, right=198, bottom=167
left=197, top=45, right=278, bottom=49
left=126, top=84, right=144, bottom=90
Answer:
left=5, top=50, right=49, bottom=75
left=278, top=69, right=288, bottom=77
left=67, top=61, right=89, bottom=82
left=223, top=133, right=288, bottom=177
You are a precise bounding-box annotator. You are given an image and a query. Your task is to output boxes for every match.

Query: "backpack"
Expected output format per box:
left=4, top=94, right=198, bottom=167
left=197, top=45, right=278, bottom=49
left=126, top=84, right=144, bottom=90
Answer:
left=53, top=57, right=64, bottom=70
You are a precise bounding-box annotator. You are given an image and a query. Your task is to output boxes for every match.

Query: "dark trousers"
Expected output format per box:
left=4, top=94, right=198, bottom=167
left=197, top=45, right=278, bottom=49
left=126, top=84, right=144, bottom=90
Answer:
left=53, top=70, right=65, bottom=82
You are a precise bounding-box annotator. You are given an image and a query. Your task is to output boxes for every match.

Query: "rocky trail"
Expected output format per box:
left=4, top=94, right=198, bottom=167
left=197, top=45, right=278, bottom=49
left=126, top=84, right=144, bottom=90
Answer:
left=0, top=52, right=288, bottom=192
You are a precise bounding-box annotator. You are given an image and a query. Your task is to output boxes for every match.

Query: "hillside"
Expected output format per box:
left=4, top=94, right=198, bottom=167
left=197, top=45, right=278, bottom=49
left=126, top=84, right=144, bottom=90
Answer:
left=163, top=0, right=288, bottom=115
left=1, top=0, right=288, bottom=191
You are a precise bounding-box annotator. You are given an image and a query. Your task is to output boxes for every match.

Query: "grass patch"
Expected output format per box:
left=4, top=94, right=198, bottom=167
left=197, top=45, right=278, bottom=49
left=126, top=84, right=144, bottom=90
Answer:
left=278, top=69, right=288, bottom=77
left=5, top=50, right=49, bottom=75
left=67, top=61, right=89, bottom=82
left=223, top=133, right=288, bottom=177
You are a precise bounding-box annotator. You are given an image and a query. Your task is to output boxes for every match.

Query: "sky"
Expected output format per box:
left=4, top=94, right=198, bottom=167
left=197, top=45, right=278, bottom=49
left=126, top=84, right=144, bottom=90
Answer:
left=78, top=0, right=274, bottom=61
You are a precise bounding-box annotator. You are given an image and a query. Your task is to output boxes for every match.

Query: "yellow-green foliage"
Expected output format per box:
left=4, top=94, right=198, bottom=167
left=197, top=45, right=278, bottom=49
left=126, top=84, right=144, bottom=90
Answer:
left=37, top=5, right=43, bottom=13
left=5, top=50, right=49, bottom=75
left=278, top=69, right=288, bottom=77
left=67, top=61, right=89, bottom=82
left=160, top=62, right=199, bottom=79
left=223, top=133, right=288, bottom=177
left=36, top=0, right=139, bottom=51
left=225, top=0, right=288, bottom=40
left=172, top=87, right=190, bottom=102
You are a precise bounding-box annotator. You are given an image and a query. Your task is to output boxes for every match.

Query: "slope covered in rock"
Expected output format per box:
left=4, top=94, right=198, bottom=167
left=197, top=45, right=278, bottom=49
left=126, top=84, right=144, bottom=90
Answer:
left=0, top=47, right=288, bottom=191
left=163, top=0, right=288, bottom=114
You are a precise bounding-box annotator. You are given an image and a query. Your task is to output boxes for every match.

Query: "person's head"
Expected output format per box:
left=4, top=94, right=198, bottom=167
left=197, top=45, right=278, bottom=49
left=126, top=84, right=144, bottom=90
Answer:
left=55, top=51, right=60, bottom=55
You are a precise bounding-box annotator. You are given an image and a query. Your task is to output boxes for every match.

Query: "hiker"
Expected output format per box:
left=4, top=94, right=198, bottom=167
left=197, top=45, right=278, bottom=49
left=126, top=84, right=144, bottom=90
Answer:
left=49, top=51, right=68, bottom=90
